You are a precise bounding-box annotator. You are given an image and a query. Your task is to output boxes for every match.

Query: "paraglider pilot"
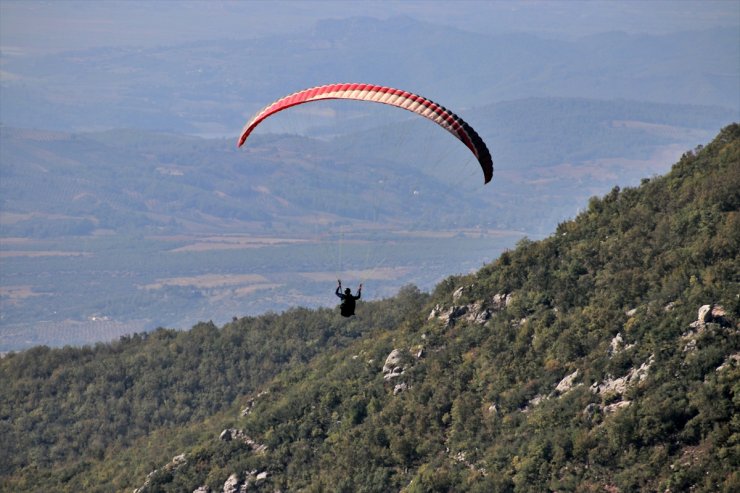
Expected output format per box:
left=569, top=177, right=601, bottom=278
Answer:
left=336, top=279, right=362, bottom=317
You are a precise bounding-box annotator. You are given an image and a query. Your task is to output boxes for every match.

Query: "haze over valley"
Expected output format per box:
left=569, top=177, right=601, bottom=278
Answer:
left=1, top=2, right=738, bottom=351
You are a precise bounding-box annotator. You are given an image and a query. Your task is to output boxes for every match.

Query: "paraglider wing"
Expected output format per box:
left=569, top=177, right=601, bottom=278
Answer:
left=237, top=83, right=493, bottom=184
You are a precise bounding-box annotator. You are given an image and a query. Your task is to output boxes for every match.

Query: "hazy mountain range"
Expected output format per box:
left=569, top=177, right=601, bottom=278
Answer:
left=0, top=14, right=738, bottom=350
left=1, top=16, right=737, bottom=135
left=0, top=95, right=734, bottom=351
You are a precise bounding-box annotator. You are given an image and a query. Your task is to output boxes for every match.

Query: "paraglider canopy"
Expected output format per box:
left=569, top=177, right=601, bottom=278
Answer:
left=238, top=83, right=493, bottom=184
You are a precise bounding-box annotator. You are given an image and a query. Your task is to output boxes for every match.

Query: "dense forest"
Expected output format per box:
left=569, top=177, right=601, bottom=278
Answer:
left=1, top=124, right=738, bottom=492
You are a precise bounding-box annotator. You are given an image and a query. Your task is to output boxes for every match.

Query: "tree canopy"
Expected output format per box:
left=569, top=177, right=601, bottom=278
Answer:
left=1, top=125, right=738, bottom=492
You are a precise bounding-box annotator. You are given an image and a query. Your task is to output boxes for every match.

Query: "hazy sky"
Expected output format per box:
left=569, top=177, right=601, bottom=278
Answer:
left=2, top=0, right=739, bottom=54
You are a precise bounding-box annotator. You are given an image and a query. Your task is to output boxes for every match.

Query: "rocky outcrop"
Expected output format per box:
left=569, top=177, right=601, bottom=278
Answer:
left=683, top=304, right=733, bottom=352
left=193, top=470, right=269, bottom=493
left=585, top=351, right=653, bottom=419
left=584, top=304, right=734, bottom=421
left=134, top=453, right=187, bottom=493
left=609, top=332, right=635, bottom=356
left=466, top=302, right=490, bottom=324
left=591, top=355, right=654, bottom=398
left=689, top=304, right=729, bottom=330
left=520, top=369, right=583, bottom=412
left=584, top=399, right=633, bottom=420
left=382, top=349, right=405, bottom=381
left=136, top=431, right=268, bottom=492
left=698, top=304, right=713, bottom=324
left=219, top=428, right=237, bottom=441
left=240, top=390, right=268, bottom=417
left=491, top=293, right=513, bottom=311
left=223, top=473, right=240, bottom=493
left=382, top=348, right=407, bottom=394
left=383, top=347, right=425, bottom=394
left=610, top=333, right=624, bottom=354
left=522, top=394, right=547, bottom=412
left=428, top=291, right=512, bottom=327
left=219, top=429, right=267, bottom=454
left=603, top=400, right=632, bottom=414
left=393, top=382, right=408, bottom=395
left=428, top=304, right=471, bottom=326
left=554, top=369, right=581, bottom=395
left=717, top=352, right=740, bottom=372
left=452, top=285, right=469, bottom=302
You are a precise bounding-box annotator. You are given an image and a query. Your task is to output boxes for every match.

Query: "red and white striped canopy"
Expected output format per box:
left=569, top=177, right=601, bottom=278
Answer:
left=238, top=83, right=493, bottom=184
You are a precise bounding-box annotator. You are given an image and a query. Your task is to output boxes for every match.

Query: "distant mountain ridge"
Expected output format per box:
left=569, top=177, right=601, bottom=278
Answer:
left=1, top=97, right=733, bottom=238
left=1, top=16, right=737, bottom=133
left=1, top=125, right=737, bottom=491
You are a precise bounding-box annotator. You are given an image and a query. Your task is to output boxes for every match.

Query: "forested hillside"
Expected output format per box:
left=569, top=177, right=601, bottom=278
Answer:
left=1, top=124, right=738, bottom=492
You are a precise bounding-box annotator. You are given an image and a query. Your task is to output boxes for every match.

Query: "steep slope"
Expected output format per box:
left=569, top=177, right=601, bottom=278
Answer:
left=1, top=125, right=738, bottom=492
left=134, top=125, right=737, bottom=492
left=0, top=300, right=428, bottom=492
